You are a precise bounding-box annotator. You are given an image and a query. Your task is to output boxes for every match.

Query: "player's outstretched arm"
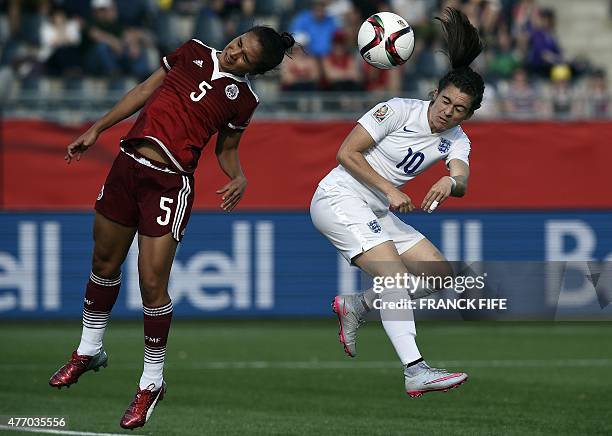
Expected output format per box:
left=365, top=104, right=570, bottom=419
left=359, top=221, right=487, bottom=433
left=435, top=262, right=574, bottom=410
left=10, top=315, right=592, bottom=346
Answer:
left=65, top=67, right=167, bottom=163
left=421, top=159, right=469, bottom=212
left=337, top=124, right=415, bottom=213
left=215, top=128, right=247, bottom=212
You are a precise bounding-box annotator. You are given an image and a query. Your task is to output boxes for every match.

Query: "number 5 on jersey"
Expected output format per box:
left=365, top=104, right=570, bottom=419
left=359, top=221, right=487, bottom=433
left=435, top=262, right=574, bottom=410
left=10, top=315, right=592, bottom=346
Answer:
left=190, top=80, right=212, bottom=102
left=157, top=197, right=174, bottom=225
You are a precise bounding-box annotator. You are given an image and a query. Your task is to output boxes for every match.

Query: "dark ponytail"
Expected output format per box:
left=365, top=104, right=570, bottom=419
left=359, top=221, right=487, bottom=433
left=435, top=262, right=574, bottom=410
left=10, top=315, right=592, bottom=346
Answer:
left=248, top=26, right=295, bottom=75
left=435, top=8, right=485, bottom=113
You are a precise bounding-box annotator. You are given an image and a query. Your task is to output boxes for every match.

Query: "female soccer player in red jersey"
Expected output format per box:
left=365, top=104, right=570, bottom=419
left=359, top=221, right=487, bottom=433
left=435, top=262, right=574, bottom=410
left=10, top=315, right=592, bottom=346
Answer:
left=49, top=27, right=295, bottom=430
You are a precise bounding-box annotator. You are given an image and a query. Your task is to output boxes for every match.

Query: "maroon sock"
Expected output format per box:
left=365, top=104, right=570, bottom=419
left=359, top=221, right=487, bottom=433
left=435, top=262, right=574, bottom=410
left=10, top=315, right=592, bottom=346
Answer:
left=140, top=300, right=173, bottom=390
left=77, top=272, right=121, bottom=356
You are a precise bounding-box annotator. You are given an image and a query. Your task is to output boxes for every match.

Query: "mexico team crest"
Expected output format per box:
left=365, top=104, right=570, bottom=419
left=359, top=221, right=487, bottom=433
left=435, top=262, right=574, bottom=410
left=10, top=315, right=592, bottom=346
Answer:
left=372, top=104, right=393, bottom=123
left=367, top=219, right=382, bottom=233
left=225, top=84, right=239, bottom=100
left=438, top=138, right=452, bottom=153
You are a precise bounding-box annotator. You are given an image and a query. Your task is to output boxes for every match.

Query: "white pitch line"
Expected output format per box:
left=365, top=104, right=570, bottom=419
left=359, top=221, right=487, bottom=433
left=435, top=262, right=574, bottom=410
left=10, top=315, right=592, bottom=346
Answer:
left=2, top=358, right=611, bottom=371
left=177, top=358, right=612, bottom=369
left=0, top=426, right=134, bottom=436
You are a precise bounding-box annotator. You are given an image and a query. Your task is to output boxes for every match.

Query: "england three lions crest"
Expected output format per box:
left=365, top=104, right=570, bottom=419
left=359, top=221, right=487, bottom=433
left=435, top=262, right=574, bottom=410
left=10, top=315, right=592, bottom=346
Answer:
left=225, top=84, right=239, bottom=100
left=438, top=138, right=452, bottom=153
left=367, top=219, right=382, bottom=233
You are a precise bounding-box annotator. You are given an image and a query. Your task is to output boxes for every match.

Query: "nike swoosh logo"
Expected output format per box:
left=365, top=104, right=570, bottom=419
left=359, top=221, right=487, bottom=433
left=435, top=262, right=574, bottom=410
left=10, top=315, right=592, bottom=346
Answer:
left=403, top=127, right=417, bottom=133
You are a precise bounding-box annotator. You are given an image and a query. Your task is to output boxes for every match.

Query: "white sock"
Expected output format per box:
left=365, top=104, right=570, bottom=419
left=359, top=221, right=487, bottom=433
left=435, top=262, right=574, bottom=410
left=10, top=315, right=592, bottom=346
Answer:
left=77, top=323, right=107, bottom=356
left=380, top=287, right=422, bottom=365
left=139, top=359, right=165, bottom=391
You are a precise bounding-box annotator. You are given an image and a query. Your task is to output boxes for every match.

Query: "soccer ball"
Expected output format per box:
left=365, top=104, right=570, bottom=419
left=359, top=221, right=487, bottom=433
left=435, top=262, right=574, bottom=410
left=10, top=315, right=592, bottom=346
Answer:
left=357, top=12, right=415, bottom=70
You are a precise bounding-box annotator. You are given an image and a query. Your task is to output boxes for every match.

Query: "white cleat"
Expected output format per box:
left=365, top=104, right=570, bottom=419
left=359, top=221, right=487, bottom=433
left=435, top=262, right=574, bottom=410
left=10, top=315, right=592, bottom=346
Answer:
left=404, top=361, right=468, bottom=398
left=331, top=295, right=366, bottom=358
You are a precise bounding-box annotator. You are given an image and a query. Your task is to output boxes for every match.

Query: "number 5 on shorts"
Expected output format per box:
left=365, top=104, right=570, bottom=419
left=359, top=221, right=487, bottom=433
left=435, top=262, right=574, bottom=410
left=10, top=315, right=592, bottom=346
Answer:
left=157, top=197, right=174, bottom=226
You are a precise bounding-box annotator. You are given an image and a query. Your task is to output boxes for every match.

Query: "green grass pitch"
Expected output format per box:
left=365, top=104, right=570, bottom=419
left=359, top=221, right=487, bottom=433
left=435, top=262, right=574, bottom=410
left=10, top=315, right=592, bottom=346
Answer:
left=0, top=320, right=611, bottom=435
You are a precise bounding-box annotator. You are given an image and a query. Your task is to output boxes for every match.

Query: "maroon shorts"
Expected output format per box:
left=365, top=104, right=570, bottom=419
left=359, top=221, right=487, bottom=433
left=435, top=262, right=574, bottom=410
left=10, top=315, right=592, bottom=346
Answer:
left=95, top=148, right=195, bottom=242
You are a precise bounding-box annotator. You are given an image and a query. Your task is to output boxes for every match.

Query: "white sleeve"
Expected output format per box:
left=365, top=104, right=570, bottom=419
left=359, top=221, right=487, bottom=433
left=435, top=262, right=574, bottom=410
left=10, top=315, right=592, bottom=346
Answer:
left=445, top=132, right=471, bottom=167
left=357, top=98, right=405, bottom=143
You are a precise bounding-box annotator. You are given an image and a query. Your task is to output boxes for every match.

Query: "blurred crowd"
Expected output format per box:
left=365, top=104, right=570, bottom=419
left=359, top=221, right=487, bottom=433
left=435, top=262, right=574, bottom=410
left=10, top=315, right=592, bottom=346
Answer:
left=0, top=0, right=610, bottom=119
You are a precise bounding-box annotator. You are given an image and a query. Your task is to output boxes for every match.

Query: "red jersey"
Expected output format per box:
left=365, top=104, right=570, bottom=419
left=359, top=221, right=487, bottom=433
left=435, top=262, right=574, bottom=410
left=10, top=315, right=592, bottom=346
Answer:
left=122, top=39, right=259, bottom=173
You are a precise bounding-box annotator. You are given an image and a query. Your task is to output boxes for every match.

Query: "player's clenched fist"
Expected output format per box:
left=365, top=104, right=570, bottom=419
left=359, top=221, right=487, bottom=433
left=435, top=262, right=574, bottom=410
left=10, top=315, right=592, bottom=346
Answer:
left=386, top=187, right=414, bottom=213
left=65, top=128, right=99, bottom=164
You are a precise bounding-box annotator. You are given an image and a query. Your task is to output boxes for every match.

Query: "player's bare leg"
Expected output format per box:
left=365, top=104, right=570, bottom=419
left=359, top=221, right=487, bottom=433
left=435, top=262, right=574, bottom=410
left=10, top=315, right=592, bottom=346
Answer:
left=357, top=239, right=453, bottom=310
left=120, top=232, right=176, bottom=430
left=335, top=239, right=453, bottom=357
left=50, top=213, right=136, bottom=388
left=399, top=238, right=454, bottom=299
left=352, top=241, right=467, bottom=396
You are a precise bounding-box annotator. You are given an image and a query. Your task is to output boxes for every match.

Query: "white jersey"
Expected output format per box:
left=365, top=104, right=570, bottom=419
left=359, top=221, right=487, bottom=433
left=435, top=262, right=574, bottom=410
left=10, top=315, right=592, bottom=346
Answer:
left=318, top=98, right=471, bottom=214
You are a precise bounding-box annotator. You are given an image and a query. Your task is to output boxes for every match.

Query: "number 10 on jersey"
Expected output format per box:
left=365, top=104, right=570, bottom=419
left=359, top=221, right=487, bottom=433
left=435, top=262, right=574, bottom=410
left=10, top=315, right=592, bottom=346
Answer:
left=396, top=147, right=425, bottom=174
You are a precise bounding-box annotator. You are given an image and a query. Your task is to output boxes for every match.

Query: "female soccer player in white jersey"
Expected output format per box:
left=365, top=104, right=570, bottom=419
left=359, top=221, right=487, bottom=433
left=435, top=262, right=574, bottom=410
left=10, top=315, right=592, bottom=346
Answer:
left=310, top=8, right=484, bottom=397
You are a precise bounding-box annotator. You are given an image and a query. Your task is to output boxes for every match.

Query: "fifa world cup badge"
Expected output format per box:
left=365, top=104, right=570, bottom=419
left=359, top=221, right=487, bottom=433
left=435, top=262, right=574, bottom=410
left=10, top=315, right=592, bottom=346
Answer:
left=373, top=104, right=393, bottom=123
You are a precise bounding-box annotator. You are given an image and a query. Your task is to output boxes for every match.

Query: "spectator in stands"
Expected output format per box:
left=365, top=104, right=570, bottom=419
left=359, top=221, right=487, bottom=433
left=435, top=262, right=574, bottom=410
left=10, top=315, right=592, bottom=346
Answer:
left=391, top=0, right=436, bottom=27
left=487, top=27, right=521, bottom=81
left=122, top=27, right=154, bottom=80
left=362, top=62, right=401, bottom=95
left=84, top=0, right=124, bottom=76
left=40, top=4, right=82, bottom=76
left=228, top=0, right=257, bottom=38
left=526, top=8, right=562, bottom=78
left=115, top=0, right=152, bottom=28
left=84, top=0, right=152, bottom=80
left=512, top=0, right=538, bottom=36
left=546, top=63, right=574, bottom=119
left=321, top=31, right=361, bottom=91
left=154, top=0, right=201, bottom=56
left=500, top=67, right=544, bottom=119
left=290, top=0, right=338, bottom=57
left=280, top=42, right=320, bottom=91
left=1, top=0, right=47, bottom=69
left=584, top=69, right=610, bottom=119
left=193, top=0, right=226, bottom=49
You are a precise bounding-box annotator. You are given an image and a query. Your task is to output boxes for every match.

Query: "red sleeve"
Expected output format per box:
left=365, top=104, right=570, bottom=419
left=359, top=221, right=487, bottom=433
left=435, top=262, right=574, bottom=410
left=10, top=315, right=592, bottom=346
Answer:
left=227, top=102, right=259, bottom=131
left=160, top=40, right=192, bottom=72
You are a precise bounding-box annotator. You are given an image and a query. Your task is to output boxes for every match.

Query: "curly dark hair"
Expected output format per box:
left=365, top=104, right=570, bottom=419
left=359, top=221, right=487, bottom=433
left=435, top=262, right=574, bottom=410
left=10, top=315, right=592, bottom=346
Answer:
left=435, top=8, right=485, bottom=114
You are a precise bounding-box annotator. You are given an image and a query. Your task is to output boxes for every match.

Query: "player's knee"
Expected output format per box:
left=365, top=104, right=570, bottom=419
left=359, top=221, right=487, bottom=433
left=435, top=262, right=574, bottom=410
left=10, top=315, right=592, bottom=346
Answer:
left=91, top=250, right=121, bottom=278
left=427, top=259, right=454, bottom=290
left=139, top=274, right=168, bottom=304
left=437, top=261, right=455, bottom=289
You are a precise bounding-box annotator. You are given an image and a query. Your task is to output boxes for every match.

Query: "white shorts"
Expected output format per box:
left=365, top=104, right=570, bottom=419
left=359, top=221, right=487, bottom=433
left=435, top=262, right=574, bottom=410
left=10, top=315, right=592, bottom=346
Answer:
left=310, top=185, right=425, bottom=263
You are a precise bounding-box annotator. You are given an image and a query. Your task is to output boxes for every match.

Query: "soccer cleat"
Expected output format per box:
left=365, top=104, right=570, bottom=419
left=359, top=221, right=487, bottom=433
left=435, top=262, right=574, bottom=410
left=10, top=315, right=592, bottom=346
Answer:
left=120, top=382, right=166, bottom=430
left=404, top=361, right=468, bottom=398
left=331, top=295, right=366, bottom=358
left=49, top=349, right=108, bottom=388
